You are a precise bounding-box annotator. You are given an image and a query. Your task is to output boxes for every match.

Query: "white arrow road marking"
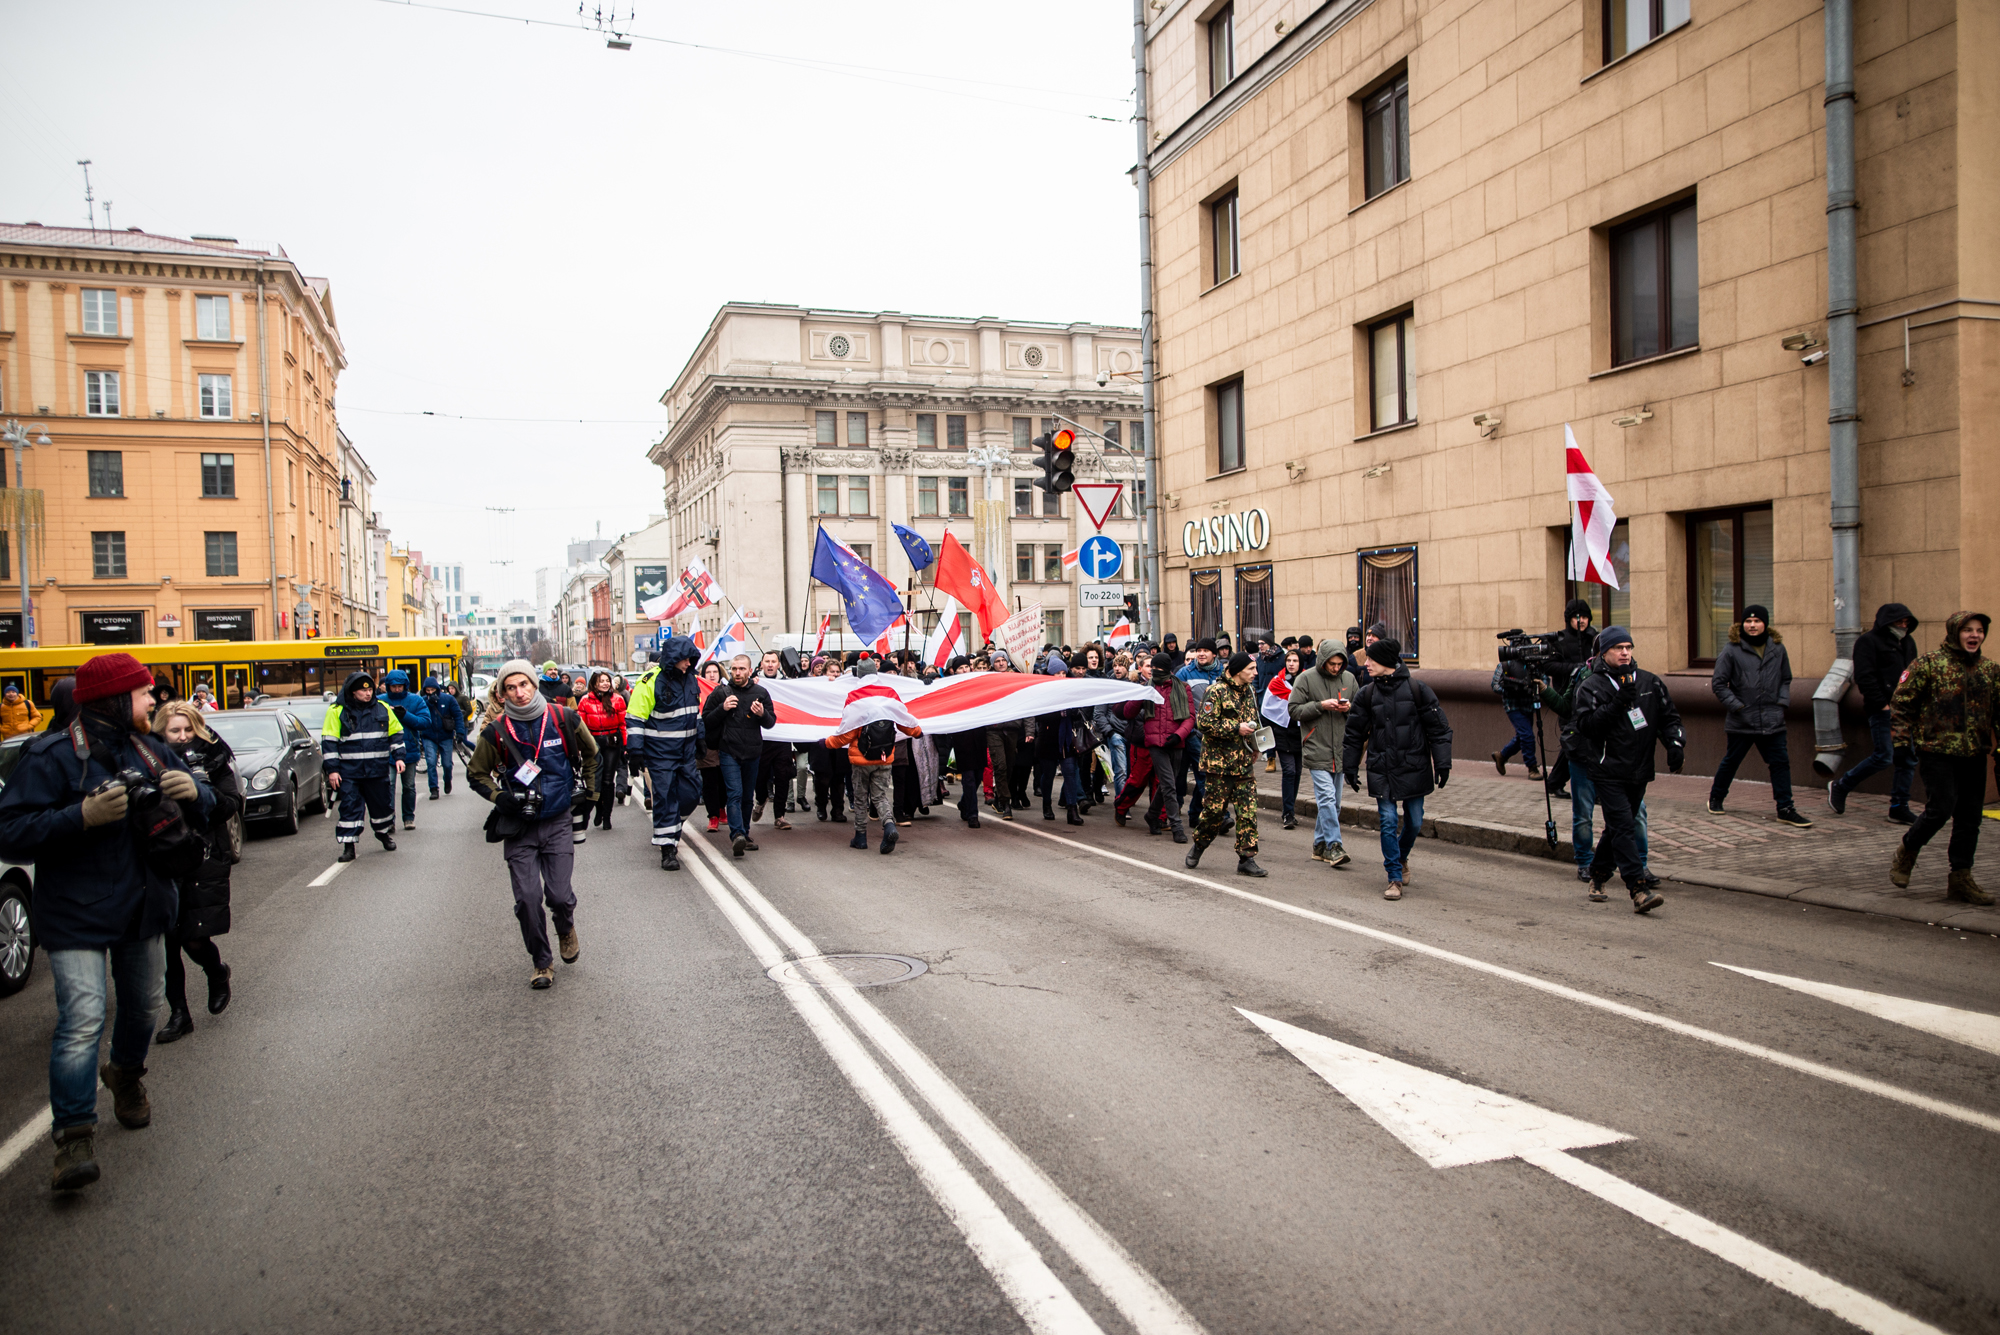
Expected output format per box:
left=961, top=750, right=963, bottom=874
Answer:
left=994, top=821, right=2000, bottom=1136
left=1241, top=1009, right=1944, bottom=1335
left=1714, top=963, right=2000, bottom=1058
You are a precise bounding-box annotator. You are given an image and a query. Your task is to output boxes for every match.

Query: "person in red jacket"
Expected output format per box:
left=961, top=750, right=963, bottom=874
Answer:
left=577, top=671, right=627, bottom=831
left=1112, top=653, right=1195, bottom=842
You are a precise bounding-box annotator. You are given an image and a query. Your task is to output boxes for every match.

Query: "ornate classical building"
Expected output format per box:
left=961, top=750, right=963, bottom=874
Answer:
left=650, top=305, right=1147, bottom=652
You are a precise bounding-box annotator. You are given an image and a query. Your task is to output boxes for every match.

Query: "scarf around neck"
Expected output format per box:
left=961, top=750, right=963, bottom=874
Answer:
left=502, top=693, right=549, bottom=723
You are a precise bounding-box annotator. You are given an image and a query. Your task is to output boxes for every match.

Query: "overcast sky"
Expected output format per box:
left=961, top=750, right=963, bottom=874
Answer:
left=2, top=0, right=1141, bottom=606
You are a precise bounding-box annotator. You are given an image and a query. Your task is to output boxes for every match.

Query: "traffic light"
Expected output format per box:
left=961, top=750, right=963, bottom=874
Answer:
left=1034, top=428, right=1076, bottom=495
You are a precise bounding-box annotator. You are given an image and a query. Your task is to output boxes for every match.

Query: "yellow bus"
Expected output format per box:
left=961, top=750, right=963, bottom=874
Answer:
left=0, top=636, right=471, bottom=717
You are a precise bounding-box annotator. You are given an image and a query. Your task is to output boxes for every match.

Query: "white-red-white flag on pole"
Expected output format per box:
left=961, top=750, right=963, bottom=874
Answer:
left=813, top=614, right=831, bottom=658
left=922, top=596, right=964, bottom=668
left=1104, top=616, right=1134, bottom=651
left=1564, top=424, right=1621, bottom=589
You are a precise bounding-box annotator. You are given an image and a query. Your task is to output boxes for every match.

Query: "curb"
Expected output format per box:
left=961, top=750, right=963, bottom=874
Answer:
left=1254, top=789, right=1999, bottom=936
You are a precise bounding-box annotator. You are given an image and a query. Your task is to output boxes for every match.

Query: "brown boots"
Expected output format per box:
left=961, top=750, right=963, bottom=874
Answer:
left=1947, top=868, right=1995, bottom=906
left=50, top=1126, right=99, bottom=1192
left=99, top=1063, right=151, bottom=1129
left=1889, top=843, right=1917, bottom=888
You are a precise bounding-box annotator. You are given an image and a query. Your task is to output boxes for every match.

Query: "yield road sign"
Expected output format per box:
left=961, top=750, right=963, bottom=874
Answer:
left=1072, top=482, right=1124, bottom=531
left=1078, top=534, right=1123, bottom=581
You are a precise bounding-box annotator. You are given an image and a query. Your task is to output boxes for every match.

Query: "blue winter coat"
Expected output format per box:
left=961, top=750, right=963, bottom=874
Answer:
left=419, top=680, right=465, bottom=742
left=0, top=717, right=215, bottom=951
left=381, top=669, right=434, bottom=737
left=633, top=634, right=703, bottom=817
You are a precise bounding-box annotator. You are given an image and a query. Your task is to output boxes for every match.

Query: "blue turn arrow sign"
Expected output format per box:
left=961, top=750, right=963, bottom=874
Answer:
left=1078, top=535, right=1123, bottom=581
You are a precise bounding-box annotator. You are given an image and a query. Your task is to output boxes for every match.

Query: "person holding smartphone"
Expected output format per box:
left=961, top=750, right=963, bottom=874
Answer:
left=1289, top=647, right=1359, bottom=867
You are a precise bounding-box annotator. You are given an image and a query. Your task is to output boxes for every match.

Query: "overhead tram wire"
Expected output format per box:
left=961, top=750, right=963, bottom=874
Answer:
left=369, top=0, right=1133, bottom=122
left=341, top=406, right=666, bottom=424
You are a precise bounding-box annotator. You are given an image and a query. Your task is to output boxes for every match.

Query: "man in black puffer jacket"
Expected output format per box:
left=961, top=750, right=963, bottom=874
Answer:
left=1341, top=639, right=1452, bottom=900
left=1828, top=602, right=1919, bottom=822
left=1572, top=627, right=1683, bottom=913
left=1707, top=605, right=1810, bottom=828
left=1540, top=599, right=1596, bottom=797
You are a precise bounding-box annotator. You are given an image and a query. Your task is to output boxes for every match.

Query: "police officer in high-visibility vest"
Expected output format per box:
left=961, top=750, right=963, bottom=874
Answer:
left=627, top=633, right=704, bottom=870
left=322, top=671, right=406, bottom=863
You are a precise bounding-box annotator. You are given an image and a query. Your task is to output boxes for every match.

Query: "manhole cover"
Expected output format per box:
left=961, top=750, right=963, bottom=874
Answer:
left=766, top=953, right=929, bottom=988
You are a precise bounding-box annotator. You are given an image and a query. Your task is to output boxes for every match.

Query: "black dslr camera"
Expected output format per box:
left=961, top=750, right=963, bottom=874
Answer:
left=111, top=767, right=167, bottom=817
left=1496, top=629, right=1562, bottom=671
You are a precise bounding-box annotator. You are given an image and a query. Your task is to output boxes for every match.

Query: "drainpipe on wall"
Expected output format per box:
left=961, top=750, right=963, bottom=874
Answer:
left=1812, top=0, right=1862, bottom=775
left=256, top=261, right=280, bottom=639
left=1133, top=0, right=1163, bottom=642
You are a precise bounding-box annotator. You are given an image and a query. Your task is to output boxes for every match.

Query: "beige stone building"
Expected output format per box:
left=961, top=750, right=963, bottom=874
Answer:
left=651, top=305, right=1147, bottom=653
left=1142, top=0, right=1996, bottom=674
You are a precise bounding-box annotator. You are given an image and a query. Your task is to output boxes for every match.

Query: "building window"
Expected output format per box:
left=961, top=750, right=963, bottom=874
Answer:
left=816, top=411, right=837, bottom=445
left=1686, top=506, right=1773, bottom=665
left=850, top=543, right=871, bottom=566
left=1014, top=478, right=1034, bottom=517
left=1209, top=189, right=1240, bottom=287
left=81, top=287, right=119, bottom=335
left=1191, top=569, right=1222, bottom=643
left=92, top=530, right=127, bottom=578
left=847, top=475, right=870, bottom=515
left=1566, top=519, right=1631, bottom=631
left=946, top=415, right=967, bottom=449
left=1214, top=377, right=1245, bottom=474
left=847, top=412, right=868, bottom=446
left=87, top=450, right=123, bottom=498
left=1369, top=312, right=1416, bottom=430
left=195, top=294, right=231, bottom=340
left=1102, top=421, right=1121, bottom=450
left=817, top=475, right=839, bottom=514
left=1363, top=72, right=1411, bottom=200
left=948, top=476, right=969, bottom=516
left=1358, top=546, right=1419, bottom=660
left=84, top=370, right=120, bottom=416
left=1207, top=1, right=1235, bottom=96
left=199, top=373, right=233, bottom=418
left=918, top=476, right=940, bottom=516
left=205, top=530, right=239, bottom=577
left=1236, top=564, right=1274, bottom=646
left=1606, top=0, right=1690, bottom=62
left=0, top=532, right=8, bottom=581
left=1044, top=610, right=1065, bottom=647
left=202, top=452, right=236, bottom=497
left=1013, top=417, right=1033, bottom=449
left=1016, top=544, right=1034, bottom=583
left=1611, top=197, right=1699, bottom=365
left=1043, top=545, right=1066, bottom=583
left=916, top=414, right=936, bottom=447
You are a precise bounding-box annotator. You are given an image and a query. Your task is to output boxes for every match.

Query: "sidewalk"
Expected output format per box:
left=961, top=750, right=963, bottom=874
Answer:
left=1245, top=762, right=2000, bottom=936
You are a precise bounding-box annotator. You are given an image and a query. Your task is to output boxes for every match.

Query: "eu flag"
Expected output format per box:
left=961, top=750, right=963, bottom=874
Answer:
left=892, top=523, right=934, bottom=571
left=810, top=528, right=906, bottom=644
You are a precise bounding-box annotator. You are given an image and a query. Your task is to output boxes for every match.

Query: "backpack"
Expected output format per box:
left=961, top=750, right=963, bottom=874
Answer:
left=857, top=719, right=897, bottom=762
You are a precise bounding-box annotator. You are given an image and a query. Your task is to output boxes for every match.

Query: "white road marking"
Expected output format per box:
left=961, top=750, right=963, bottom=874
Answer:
left=677, top=843, right=1109, bottom=1335
left=1246, top=1010, right=1944, bottom=1335
left=1714, top=963, right=2000, bottom=1057
left=992, top=821, right=2000, bottom=1137
left=308, top=859, right=349, bottom=887
left=0, top=1105, right=52, bottom=1180
left=685, top=832, right=1209, bottom=1335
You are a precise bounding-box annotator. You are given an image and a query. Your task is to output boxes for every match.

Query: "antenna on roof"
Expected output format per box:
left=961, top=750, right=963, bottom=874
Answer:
left=580, top=1, right=636, bottom=48
left=102, top=201, right=112, bottom=233
left=76, top=160, right=95, bottom=234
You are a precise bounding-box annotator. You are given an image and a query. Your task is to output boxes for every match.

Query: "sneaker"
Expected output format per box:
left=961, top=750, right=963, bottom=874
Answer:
left=1775, top=807, right=1814, bottom=829
left=530, top=967, right=554, bottom=989
left=1281, top=815, right=1297, bottom=830
left=1826, top=782, right=1847, bottom=816
left=732, top=833, right=748, bottom=858
left=1525, top=762, right=1544, bottom=779
left=743, top=837, right=759, bottom=851
left=1587, top=883, right=1609, bottom=902
left=1312, top=840, right=1327, bottom=862
left=1706, top=800, right=1725, bottom=815
left=1886, top=806, right=1916, bottom=826
left=1326, top=842, right=1352, bottom=868
left=850, top=831, right=868, bottom=850
left=1630, top=888, right=1665, bottom=914
left=773, top=817, right=792, bottom=831
left=50, top=1127, right=98, bottom=1192
left=558, top=928, right=580, bottom=964
left=428, top=791, right=439, bottom=801
left=1633, top=871, right=1662, bottom=890
left=707, top=816, right=722, bottom=833
left=403, top=820, right=416, bottom=831
left=1575, top=866, right=1593, bottom=882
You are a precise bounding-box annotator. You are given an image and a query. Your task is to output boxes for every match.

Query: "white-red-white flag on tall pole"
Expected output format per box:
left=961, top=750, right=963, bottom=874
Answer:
left=1564, top=424, right=1621, bottom=589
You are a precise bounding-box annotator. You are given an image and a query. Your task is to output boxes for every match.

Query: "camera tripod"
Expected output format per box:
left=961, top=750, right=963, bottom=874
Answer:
left=1534, top=703, right=1559, bottom=853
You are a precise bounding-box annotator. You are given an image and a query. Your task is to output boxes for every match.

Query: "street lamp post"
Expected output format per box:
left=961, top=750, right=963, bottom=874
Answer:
left=0, top=419, right=51, bottom=648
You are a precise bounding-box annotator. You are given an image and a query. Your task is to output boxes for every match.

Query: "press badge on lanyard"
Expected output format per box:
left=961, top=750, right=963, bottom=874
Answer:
left=507, top=714, right=550, bottom=786
left=1628, top=706, right=1648, bottom=730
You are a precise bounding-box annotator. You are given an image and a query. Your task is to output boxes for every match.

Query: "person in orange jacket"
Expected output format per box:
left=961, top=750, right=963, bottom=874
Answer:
left=827, top=685, right=922, bottom=853
left=0, top=682, right=41, bottom=739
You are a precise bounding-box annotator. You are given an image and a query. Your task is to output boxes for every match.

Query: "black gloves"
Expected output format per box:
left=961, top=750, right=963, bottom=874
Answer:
left=1667, top=748, right=1685, bottom=774
left=1435, top=767, right=1450, bottom=788
left=1164, top=734, right=1183, bottom=750
left=1617, top=675, right=1639, bottom=705
left=1345, top=772, right=1361, bottom=792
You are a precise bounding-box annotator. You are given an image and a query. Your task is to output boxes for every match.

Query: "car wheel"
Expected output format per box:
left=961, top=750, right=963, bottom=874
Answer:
left=301, top=772, right=327, bottom=816
left=0, top=879, right=33, bottom=997
left=227, top=810, right=245, bottom=863
left=276, top=780, right=300, bottom=835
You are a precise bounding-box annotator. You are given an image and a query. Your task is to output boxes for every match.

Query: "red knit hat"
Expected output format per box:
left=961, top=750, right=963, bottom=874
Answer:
left=74, top=652, right=155, bottom=704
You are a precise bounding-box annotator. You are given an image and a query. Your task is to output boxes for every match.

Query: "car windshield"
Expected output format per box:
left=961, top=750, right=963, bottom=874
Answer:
left=209, top=714, right=288, bottom=751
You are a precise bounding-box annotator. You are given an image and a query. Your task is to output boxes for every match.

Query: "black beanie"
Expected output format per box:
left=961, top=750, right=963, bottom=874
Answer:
left=1151, top=652, right=1175, bottom=674
left=1742, top=604, right=1770, bottom=623
left=1225, top=651, right=1253, bottom=676
left=1365, top=639, right=1401, bottom=667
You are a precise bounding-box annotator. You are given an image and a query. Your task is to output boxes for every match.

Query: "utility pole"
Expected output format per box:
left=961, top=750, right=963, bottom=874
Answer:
left=1, top=419, right=50, bottom=648
left=1131, top=0, right=1163, bottom=642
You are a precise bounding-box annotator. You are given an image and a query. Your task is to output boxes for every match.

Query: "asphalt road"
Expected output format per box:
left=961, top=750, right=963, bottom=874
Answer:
left=1, top=777, right=1996, bottom=1334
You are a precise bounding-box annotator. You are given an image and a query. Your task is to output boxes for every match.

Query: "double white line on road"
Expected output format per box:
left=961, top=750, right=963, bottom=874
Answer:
left=680, top=831, right=1206, bottom=1335
left=993, top=821, right=2000, bottom=1137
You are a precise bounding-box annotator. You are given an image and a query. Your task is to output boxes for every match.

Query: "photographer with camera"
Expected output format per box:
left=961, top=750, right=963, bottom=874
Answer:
left=468, top=660, right=597, bottom=990
left=1489, top=637, right=1546, bottom=779
left=0, top=652, right=215, bottom=1192
left=1571, top=628, right=1681, bottom=913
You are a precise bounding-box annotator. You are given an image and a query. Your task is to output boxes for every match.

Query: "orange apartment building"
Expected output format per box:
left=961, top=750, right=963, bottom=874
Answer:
left=0, top=223, right=351, bottom=647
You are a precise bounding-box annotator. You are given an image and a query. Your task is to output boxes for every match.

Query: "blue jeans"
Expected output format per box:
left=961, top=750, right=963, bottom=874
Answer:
left=421, top=737, right=453, bottom=794
left=1498, top=708, right=1538, bottom=766
left=1832, top=708, right=1915, bottom=809
left=48, top=938, right=165, bottom=1131
left=1570, top=769, right=1649, bottom=870
left=1376, top=796, right=1425, bottom=881
left=1310, top=769, right=1344, bottom=847
left=1108, top=735, right=1128, bottom=799
left=718, top=753, right=759, bottom=838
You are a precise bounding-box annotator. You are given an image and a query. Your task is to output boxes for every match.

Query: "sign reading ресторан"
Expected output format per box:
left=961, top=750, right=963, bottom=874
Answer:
left=1181, top=508, right=1272, bottom=558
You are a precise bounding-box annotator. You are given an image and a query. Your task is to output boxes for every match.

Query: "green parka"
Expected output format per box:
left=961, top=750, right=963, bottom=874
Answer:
left=1889, top=611, right=2000, bottom=757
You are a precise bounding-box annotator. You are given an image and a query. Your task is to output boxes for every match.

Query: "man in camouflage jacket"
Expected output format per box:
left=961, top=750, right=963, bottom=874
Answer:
left=1888, top=610, right=1998, bottom=904
left=1187, top=652, right=1266, bottom=877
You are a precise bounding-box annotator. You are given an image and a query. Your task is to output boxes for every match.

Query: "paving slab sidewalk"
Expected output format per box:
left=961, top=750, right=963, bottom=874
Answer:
left=1242, top=763, right=1999, bottom=936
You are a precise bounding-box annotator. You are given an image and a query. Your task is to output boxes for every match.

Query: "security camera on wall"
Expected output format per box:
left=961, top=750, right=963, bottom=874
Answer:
left=1096, top=369, right=1111, bottom=387
left=1801, top=349, right=1828, bottom=366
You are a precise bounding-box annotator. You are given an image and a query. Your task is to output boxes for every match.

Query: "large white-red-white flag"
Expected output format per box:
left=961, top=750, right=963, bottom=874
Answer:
left=1564, top=424, right=1620, bottom=589
left=698, top=671, right=1155, bottom=743
left=1103, top=616, right=1134, bottom=651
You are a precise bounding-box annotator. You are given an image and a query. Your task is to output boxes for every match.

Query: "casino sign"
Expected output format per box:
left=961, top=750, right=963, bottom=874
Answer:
left=1181, top=508, right=1272, bottom=559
